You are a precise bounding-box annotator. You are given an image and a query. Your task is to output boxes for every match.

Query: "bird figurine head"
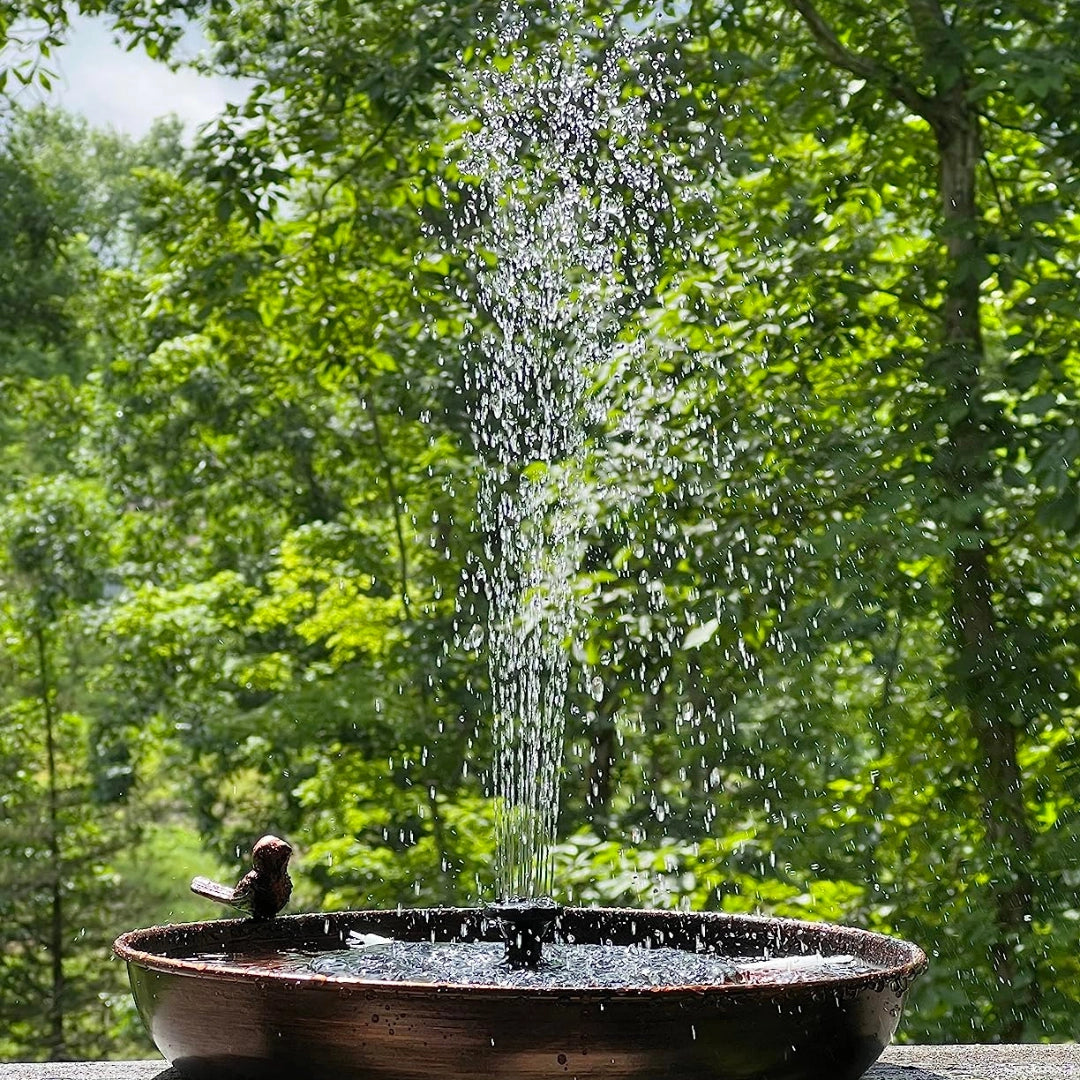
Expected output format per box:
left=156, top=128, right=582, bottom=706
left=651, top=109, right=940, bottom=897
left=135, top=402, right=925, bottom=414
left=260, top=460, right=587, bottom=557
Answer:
left=251, top=834, right=292, bottom=870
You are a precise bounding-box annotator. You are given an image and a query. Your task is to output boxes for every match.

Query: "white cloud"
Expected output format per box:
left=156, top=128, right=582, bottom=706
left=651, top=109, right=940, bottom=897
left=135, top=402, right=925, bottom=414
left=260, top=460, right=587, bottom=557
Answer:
left=41, top=15, right=246, bottom=137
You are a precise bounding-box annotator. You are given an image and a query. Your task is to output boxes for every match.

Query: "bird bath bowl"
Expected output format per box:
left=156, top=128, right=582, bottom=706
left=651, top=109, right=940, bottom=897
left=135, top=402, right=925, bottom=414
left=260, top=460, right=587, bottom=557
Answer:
left=115, top=906, right=925, bottom=1080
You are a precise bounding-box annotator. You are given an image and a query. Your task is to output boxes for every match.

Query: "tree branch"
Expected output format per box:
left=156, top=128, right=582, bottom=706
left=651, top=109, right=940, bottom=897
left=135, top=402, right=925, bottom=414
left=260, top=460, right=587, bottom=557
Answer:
left=361, top=388, right=411, bottom=614
left=905, top=0, right=970, bottom=105
left=784, top=0, right=940, bottom=123
left=907, top=0, right=949, bottom=30
left=316, top=104, right=407, bottom=213
left=980, top=146, right=1010, bottom=223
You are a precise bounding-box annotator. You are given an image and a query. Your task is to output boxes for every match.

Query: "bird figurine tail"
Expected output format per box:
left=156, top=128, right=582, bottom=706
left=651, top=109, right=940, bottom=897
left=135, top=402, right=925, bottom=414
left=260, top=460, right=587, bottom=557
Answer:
left=190, top=875, right=237, bottom=906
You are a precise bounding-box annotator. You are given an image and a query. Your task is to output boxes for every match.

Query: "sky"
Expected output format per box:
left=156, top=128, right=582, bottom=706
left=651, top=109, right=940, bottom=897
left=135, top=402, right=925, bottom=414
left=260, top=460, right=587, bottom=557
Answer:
left=39, top=15, right=242, bottom=137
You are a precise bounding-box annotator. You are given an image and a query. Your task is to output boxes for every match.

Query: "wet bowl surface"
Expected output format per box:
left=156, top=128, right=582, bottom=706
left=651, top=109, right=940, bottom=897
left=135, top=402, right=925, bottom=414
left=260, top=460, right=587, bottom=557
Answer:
left=114, top=906, right=926, bottom=1080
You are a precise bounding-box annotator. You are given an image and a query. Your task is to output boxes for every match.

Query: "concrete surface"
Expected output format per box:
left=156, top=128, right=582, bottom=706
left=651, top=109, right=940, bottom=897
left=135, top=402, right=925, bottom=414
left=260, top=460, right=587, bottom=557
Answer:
left=0, top=1046, right=1078, bottom=1079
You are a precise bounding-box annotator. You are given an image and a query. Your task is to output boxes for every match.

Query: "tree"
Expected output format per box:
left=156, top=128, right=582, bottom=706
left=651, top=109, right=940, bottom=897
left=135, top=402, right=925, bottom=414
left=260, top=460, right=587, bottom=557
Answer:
left=0, top=476, right=125, bottom=1060
left=606, top=0, right=1080, bottom=1037
left=86, top=134, right=492, bottom=906
left=0, top=0, right=216, bottom=93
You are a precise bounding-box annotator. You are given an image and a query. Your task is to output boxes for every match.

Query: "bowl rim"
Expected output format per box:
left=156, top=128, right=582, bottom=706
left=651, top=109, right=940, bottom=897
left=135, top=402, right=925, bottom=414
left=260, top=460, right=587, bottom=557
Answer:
left=113, top=905, right=928, bottom=999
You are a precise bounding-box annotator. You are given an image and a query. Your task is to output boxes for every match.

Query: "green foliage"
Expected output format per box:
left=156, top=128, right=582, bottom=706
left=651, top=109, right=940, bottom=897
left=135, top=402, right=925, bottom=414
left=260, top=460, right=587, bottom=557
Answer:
left=296, top=749, right=495, bottom=908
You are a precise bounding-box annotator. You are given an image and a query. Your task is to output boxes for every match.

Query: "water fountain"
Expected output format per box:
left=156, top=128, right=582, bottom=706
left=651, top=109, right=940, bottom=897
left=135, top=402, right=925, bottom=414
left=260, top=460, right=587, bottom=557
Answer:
left=113, top=6, right=926, bottom=1077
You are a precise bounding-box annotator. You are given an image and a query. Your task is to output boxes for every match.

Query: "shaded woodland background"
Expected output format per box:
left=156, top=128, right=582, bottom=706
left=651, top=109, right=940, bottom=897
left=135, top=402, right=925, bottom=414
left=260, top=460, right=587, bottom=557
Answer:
left=4, top=0, right=1080, bottom=1058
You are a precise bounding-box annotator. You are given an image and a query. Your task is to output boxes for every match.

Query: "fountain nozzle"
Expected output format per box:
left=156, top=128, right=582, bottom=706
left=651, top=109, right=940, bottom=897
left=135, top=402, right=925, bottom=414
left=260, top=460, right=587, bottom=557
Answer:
left=487, top=898, right=561, bottom=969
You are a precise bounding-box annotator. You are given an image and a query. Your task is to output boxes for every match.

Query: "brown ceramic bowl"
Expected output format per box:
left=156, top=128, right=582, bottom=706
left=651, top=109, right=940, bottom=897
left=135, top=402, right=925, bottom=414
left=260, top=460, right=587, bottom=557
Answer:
left=114, top=906, right=926, bottom=1080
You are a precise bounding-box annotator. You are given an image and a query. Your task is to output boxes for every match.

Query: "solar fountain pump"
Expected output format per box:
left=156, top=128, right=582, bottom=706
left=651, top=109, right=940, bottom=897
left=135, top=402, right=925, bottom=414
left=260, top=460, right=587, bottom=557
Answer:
left=486, top=897, right=562, bottom=969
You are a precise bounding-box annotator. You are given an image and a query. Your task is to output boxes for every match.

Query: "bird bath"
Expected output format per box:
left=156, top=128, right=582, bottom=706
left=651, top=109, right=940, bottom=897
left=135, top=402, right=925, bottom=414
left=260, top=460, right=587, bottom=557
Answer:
left=114, top=906, right=925, bottom=1080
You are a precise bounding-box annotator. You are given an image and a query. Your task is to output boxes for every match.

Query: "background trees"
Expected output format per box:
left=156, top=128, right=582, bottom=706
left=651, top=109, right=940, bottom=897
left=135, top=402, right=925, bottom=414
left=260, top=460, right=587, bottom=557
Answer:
left=2, top=0, right=1080, bottom=1056
left=0, top=109, right=213, bottom=1058
left=668, top=0, right=1080, bottom=1037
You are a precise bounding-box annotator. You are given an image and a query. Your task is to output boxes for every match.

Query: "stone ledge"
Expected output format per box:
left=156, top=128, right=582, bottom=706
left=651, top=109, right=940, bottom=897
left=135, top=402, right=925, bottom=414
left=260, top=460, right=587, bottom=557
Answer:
left=1, top=1047, right=1078, bottom=1080
left=875, top=1045, right=1080, bottom=1078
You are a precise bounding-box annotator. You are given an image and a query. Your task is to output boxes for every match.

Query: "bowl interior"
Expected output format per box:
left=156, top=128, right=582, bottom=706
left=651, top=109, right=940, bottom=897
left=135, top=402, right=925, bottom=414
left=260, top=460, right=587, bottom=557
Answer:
left=114, top=906, right=926, bottom=994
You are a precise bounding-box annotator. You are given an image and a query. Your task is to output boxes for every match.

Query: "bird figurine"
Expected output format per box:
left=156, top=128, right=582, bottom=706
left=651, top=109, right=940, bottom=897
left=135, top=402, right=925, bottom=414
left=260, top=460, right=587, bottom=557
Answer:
left=191, top=834, right=293, bottom=920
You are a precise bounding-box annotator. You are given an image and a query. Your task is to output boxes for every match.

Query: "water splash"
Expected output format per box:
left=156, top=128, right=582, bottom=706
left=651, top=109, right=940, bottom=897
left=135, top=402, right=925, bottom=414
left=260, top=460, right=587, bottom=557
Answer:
left=449, top=3, right=681, bottom=899
left=186, top=941, right=877, bottom=988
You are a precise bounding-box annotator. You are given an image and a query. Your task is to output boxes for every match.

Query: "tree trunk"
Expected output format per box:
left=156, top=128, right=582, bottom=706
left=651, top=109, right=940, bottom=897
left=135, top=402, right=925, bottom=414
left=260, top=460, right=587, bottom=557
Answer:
left=35, top=624, right=66, bottom=1061
left=935, top=102, right=1035, bottom=1040
left=586, top=696, right=620, bottom=833
left=951, top=548, right=1034, bottom=1034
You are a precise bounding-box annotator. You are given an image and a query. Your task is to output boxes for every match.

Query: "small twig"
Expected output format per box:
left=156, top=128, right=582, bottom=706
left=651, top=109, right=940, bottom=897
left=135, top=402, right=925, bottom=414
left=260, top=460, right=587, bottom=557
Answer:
left=313, top=104, right=409, bottom=225
left=973, top=107, right=1045, bottom=138
left=876, top=608, right=905, bottom=718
